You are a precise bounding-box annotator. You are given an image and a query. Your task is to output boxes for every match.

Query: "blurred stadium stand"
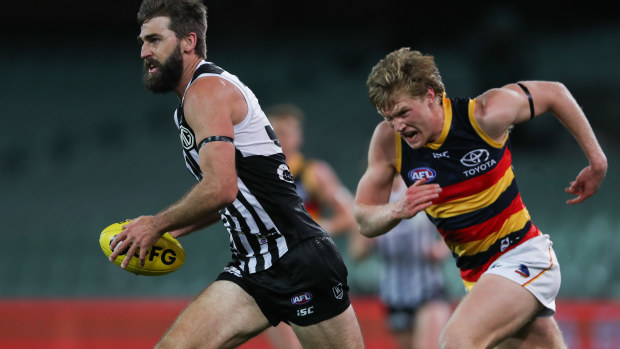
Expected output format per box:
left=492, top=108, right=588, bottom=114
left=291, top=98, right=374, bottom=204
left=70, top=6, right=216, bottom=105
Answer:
left=1, top=1, right=619, bottom=348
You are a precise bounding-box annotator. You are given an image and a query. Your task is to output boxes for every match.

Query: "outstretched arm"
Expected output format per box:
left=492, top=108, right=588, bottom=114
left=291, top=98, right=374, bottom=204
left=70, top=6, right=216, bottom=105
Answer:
left=476, top=80, right=607, bottom=204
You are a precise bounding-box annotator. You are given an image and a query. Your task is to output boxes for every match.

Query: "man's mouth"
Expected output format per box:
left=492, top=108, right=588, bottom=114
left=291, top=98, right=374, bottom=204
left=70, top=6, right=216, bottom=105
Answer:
left=145, top=61, right=159, bottom=74
left=401, top=130, right=419, bottom=142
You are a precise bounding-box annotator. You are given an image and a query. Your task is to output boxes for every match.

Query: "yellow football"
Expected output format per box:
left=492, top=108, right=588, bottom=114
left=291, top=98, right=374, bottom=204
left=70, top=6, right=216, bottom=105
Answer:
left=99, top=220, right=185, bottom=276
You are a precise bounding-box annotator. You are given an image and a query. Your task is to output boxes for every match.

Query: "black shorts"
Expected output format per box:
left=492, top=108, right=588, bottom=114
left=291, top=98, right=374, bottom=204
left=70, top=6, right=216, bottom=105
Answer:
left=217, top=235, right=351, bottom=326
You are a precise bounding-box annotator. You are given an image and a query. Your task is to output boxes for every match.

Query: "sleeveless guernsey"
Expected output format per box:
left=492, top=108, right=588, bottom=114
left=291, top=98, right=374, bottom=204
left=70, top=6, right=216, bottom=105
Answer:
left=396, top=94, right=541, bottom=285
left=174, top=61, right=325, bottom=274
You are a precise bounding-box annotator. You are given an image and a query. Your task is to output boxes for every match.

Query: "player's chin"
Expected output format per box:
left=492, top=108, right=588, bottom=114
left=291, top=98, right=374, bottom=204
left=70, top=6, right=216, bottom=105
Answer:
left=404, top=139, right=424, bottom=149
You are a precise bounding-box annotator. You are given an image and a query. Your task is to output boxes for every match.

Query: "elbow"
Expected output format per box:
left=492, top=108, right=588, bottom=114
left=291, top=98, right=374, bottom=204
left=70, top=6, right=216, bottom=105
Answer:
left=222, top=188, right=238, bottom=207
left=358, top=225, right=380, bottom=238
left=209, top=179, right=238, bottom=210
left=353, top=206, right=363, bottom=227
left=219, top=183, right=238, bottom=207
left=358, top=227, right=373, bottom=238
left=353, top=206, right=371, bottom=238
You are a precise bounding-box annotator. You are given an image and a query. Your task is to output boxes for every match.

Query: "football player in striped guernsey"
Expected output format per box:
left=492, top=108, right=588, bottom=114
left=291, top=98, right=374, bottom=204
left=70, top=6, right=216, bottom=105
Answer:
left=355, top=48, right=607, bottom=348
left=108, top=1, right=365, bottom=348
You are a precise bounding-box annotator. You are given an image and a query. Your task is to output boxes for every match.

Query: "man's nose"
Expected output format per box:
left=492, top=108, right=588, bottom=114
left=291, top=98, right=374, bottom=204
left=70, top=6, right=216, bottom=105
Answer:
left=140, top=43, right=152, bottom=59
left=393, top=118, right=406, bottom=132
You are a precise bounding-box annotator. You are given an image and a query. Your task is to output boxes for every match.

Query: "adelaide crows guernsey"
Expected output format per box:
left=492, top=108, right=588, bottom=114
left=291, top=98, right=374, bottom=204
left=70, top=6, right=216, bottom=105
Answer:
left=396, top=94, right=541, bottom=288
left=174, top=61, right=325, bottom=274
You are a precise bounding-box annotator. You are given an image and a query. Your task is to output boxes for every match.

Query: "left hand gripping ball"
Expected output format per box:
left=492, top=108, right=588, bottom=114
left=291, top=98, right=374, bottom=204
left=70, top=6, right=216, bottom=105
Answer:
left=99, top=221, right=185, bottom=276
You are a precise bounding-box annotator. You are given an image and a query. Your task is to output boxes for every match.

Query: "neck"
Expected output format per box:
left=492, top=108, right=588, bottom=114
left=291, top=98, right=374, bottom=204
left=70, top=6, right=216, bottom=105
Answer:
left=174, top=56, right=203, bottom=100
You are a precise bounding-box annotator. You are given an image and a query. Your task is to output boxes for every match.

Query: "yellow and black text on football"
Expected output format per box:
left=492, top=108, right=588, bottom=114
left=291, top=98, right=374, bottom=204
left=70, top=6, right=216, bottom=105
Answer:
left=99, top=220, right=185, bottom=276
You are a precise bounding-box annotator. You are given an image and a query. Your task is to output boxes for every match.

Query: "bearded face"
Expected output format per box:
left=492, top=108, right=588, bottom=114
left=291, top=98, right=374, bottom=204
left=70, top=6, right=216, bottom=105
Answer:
left=142, top=43, right=184, bottom=94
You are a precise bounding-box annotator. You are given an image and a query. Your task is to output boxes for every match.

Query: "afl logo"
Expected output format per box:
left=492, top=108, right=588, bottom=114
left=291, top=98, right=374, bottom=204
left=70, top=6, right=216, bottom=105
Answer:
left=408, top=167, right=436, bottom=182
left=291, top=292, right=313, bottom=305
left=460, top=149, right=489, bottom=167
left=180, top=126, right=195, bottom=150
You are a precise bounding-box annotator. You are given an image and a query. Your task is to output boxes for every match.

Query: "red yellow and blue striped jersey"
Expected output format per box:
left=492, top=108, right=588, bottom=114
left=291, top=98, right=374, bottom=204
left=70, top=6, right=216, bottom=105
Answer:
left=396, top=94, right=541, bottom=288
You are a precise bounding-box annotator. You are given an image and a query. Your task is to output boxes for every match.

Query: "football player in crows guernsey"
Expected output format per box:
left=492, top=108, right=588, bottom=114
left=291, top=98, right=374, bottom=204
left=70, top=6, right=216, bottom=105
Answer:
left=354, top=47, right=607, bottom=348
left=108, top=1, right=365, bottom=348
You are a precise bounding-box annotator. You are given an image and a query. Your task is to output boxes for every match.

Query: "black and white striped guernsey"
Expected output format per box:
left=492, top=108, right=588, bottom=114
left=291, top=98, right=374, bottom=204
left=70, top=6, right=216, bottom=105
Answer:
left=173, top=61, right=326, bottom=274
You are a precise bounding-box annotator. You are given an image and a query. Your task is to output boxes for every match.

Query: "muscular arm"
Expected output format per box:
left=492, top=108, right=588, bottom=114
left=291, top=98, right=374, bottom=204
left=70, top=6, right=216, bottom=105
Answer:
left=476, top=81, right=607, bottom=204
left=152, top=76, right=241, bottom=232
left=354, top=121, right=441, bottom=237
left=110, top=76, right=244, bottom=267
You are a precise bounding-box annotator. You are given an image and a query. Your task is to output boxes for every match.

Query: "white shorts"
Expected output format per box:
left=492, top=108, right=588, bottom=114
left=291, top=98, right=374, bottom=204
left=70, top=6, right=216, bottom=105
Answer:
left=484, top=234, right=561, bottom=317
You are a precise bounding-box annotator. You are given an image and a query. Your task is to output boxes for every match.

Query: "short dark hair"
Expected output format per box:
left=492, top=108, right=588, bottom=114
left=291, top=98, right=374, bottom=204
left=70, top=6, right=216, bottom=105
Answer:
left=264, top=103, right=306, bottom=123
left=137, top=0, right=207, bottom=58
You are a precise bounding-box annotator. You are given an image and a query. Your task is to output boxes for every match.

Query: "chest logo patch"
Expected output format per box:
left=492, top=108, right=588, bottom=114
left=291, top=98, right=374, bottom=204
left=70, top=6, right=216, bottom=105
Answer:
left=460, top=149, right=489, bottom=167
left=180, top=126, right=195, bottom=150
left=460, top=149, right=497, bottom=178
left=408, top=167, right=436, bottom=183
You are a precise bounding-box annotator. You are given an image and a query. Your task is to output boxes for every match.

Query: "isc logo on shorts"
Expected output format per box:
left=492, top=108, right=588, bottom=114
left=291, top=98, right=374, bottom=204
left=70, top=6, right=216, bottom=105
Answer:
left=297, top=306, right=314, bottom=317
left=291, top=292, right=312, bottom=305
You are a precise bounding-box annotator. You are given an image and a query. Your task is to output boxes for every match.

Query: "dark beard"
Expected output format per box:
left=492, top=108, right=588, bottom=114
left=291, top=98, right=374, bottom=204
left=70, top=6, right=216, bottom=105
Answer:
left=142, top=44, right=184, bottom=94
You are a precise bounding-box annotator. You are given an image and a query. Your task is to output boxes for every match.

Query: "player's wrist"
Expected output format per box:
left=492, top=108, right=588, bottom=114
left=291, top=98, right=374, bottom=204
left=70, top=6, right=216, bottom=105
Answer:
left=151, top=214, right=169, bottom=237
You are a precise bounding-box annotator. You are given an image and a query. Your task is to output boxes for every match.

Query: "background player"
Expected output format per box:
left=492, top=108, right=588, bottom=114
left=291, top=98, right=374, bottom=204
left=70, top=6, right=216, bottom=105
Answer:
left=264, top=103, right=361, bottom=348
left=350, top=174, right=453, bottom=349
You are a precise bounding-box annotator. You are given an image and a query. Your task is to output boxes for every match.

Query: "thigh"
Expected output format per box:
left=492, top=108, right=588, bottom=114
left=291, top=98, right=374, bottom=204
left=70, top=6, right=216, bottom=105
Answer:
left=291, top=304, right=364, bottom=349
left=156, top=280, right=271, bottom=349
left=440, top=274, right=543, bottom=348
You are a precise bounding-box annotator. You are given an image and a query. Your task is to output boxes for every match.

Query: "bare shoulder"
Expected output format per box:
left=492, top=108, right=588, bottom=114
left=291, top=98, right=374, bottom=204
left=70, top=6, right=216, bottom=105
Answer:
left=369, top=121, right=396, bottom=146
left=355, top=120, right=398, bottom=205
left=476, top=81, right=568, bottom=122
left=474, top=83, right=536, bottom=140
left=475, top=86, right=521, bottom=119
left=369, top=121, right=397, bottom=160
left=183, top=76, right=247, bottom=126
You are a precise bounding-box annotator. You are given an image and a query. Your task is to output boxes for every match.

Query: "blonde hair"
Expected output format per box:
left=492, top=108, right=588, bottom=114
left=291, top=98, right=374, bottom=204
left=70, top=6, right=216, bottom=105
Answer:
left=366, top=47, right=445, bottom=114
